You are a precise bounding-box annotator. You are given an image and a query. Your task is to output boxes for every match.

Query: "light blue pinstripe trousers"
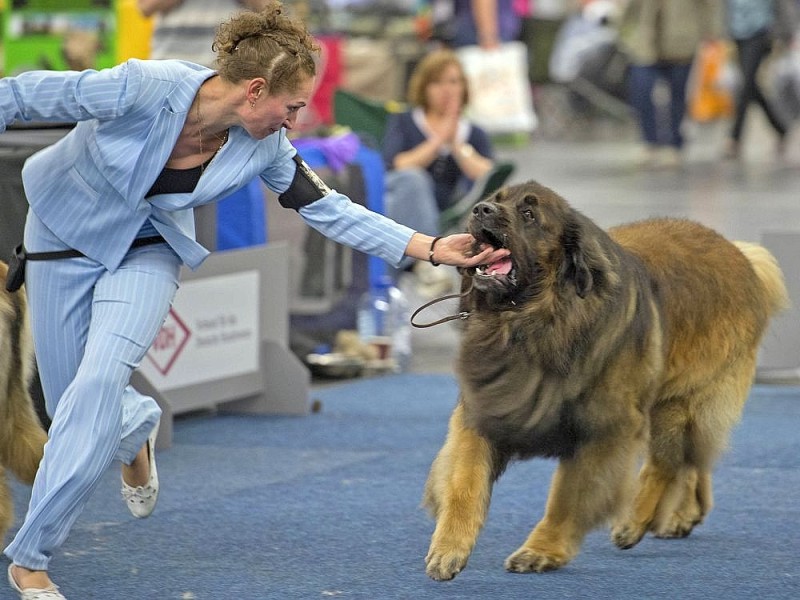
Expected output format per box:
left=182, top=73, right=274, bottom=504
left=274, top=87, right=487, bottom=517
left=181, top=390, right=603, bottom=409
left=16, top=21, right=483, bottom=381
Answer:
left=4, top=211, right=181, bottom=570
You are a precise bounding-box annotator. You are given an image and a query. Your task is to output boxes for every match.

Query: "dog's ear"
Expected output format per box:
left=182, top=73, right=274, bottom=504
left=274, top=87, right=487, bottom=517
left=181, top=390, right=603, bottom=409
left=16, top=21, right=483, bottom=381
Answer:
left=560, top=218, right=593, bottom=298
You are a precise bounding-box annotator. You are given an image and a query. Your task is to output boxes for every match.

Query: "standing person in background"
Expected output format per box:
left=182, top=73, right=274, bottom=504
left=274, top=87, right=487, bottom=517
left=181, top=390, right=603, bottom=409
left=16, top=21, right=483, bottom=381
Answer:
left=138, top=1, right=270, bottom=65
left=723, top=0, right=797, bottom=160
left=2, top=4, right=509, bottom=598
left=618, top=0, right=724, bottom=168
left=381, top=49, right=495, bottom=292
left=138, top=0, right=245, bottom=66
left=452, top=0, right=523, bottom=48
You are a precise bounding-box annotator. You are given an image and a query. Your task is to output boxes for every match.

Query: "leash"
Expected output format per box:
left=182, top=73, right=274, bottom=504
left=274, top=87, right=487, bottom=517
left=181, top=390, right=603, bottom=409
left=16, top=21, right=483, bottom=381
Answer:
left=410, top=281, right=473, bottom=328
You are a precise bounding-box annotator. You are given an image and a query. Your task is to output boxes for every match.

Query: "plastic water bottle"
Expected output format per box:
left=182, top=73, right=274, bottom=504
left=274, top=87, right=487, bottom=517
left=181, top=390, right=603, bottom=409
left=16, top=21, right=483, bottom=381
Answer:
left=387, top=282, right=412, bottom=373
left=356, top=277, right=412, bottom=373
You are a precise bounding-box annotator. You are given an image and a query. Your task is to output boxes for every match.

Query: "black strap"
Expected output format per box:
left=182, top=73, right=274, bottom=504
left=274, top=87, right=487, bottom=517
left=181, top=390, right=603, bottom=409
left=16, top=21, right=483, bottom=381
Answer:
left=24, top=236, right=166, bottom=261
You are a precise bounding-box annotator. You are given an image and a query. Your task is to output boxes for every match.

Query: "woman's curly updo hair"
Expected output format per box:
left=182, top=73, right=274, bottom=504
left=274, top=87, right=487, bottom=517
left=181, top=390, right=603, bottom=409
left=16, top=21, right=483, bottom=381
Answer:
left=213, top=0, right=319, bottom=95
left=406, top=49, right=470, bottom=110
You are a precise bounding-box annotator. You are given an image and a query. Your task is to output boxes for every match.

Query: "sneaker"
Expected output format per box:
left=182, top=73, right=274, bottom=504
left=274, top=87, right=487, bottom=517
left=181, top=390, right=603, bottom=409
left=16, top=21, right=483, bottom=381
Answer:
left=722, top=139, right=740, bottom=160
left=121, top=421, right=159, bottom=519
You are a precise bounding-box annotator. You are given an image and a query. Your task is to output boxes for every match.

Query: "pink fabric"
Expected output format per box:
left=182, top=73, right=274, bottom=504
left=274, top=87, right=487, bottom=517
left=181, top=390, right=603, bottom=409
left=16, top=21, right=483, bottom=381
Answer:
left=310, top=35, right=342, bottom=126
left=513, top=0, right=532, bottom=17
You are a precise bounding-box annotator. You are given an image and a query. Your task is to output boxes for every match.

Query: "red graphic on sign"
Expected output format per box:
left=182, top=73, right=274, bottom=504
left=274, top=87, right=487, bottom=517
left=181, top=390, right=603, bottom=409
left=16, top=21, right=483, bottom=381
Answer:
left=146, top=308, right=191, bottom=376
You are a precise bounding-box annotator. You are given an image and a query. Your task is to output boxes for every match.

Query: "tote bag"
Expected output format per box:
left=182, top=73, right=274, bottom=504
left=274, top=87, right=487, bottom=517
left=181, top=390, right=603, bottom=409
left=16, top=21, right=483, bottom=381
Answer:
left=456, top=41, right=538, bottom=134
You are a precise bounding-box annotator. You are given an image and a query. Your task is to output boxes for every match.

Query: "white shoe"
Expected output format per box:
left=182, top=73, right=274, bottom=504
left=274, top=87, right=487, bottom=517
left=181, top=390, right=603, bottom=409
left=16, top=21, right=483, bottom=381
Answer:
left=7, top=565, right=66, bottom=600
left=121, top=421, right=160, bottom=519
left=633, top=145, right=656, bottom=167
left=656, top=146, right=682, bottom=168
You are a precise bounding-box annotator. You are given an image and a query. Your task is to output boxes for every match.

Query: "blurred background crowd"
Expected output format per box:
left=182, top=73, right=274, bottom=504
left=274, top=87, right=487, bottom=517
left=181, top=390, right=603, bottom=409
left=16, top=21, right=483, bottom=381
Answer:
left=1, top=0, right=799, bottom=373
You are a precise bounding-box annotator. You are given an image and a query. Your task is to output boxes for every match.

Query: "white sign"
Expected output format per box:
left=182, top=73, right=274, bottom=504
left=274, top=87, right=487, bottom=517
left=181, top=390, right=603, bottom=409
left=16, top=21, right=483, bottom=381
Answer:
left=139, top=271, right=260, bottom=390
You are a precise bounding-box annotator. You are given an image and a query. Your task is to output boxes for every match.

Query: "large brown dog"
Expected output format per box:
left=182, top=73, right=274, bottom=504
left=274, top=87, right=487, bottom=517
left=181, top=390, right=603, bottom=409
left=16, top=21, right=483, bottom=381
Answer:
left=0, top=262, right=48, bottom=542
left=423, top=181, right=789, bottom=580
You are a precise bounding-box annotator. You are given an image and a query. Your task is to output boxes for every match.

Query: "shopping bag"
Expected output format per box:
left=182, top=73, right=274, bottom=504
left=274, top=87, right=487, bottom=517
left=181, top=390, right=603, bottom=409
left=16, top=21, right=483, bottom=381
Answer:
left=764, top=45, right=800, bottom=123
left=456, top=41, right=538, bottom=134
left=688, top=41, right=738, bottom=122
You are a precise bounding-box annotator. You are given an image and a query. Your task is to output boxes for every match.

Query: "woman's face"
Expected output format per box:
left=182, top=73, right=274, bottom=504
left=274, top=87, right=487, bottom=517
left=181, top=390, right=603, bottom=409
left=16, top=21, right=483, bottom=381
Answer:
left=245, top=75, right=316, bottom=139
left=424, top=63, right=465, bottom=113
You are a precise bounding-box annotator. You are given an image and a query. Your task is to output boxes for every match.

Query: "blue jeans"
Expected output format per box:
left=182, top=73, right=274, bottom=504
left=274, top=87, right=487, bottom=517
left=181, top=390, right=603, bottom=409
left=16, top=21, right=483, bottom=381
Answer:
left=384, top=168, right=440, bottom=273
left=628, top=62, right=693, bottom=148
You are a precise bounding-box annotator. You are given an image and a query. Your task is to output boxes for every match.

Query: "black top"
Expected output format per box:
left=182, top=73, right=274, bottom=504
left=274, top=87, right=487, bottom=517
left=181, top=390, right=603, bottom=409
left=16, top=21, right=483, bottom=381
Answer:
left=145, top=157, right=212, bottom=198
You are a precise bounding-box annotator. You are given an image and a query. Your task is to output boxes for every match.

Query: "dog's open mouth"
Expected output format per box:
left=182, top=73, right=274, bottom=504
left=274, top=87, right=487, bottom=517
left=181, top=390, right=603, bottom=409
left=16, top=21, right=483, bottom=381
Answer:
left=474, top=255, right=516, bottom=290
left=476, top=256, right=513, bottom=278
left=469, top=227, right=516, bottom=290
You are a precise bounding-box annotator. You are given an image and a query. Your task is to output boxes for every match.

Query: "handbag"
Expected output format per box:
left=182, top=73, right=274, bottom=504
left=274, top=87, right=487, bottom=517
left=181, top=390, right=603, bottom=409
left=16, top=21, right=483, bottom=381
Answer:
left=688, top=41, right=737, bottom=123
left=456, top=41, right=538, bottom=134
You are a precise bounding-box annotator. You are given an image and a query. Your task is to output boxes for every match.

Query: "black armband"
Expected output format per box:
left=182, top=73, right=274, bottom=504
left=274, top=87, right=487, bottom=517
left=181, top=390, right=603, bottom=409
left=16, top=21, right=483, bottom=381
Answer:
left=278, top=154, right=332, bottom=210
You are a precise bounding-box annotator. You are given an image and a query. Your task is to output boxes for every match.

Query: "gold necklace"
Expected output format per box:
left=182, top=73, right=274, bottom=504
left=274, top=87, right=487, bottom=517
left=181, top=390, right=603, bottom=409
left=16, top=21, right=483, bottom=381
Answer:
left=196, top=95, right=228, bottom=172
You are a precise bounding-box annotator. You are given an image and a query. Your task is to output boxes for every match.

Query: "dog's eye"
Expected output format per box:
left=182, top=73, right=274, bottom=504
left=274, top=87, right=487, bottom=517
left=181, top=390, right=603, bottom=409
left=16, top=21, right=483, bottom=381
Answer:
left=521, top=209, right=535, bottom=221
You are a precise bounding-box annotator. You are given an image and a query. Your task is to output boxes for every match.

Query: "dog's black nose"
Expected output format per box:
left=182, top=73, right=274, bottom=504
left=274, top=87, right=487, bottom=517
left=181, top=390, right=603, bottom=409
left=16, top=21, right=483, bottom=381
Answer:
left=472, top=201, right=497, bottom=218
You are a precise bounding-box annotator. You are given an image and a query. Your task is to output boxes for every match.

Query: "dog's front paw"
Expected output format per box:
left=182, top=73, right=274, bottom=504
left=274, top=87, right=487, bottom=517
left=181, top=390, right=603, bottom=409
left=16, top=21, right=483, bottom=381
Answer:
left=425, top=544, right=470, bottom=581
left=611, top=523, right=646, bottom=549
left=504, top=547, right=568, bottom=573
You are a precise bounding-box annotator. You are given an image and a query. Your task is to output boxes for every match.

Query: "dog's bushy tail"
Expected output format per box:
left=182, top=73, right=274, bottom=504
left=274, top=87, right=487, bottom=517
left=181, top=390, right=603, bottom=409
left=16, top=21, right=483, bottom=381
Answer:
left=0, top=274, right=47, bottom=484
left=733, top=241, right=790, bottom=316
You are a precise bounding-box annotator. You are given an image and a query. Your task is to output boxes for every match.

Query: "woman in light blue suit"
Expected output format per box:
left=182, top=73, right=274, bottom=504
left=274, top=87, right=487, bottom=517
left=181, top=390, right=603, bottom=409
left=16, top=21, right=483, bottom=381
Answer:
left=1, top=4, right=510, bottom=598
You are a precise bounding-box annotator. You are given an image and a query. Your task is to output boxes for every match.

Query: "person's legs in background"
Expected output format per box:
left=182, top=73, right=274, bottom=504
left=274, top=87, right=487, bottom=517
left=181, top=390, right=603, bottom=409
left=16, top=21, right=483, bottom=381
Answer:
left=383, top=168, right=452, bottom=295
left=384, top=168, right=439, bottom=274
left=384, top=169, right=439, bottom=238
left=627, top=63, right=661, bottom=164
left=663, top=61, right=693, bottom=164
left=728, top=31, right=788, bottom=159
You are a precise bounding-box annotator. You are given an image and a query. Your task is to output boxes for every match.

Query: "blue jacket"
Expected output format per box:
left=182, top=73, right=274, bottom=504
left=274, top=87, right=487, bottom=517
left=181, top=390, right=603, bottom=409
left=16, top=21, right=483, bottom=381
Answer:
left=0, top=59, right=414, bottom=271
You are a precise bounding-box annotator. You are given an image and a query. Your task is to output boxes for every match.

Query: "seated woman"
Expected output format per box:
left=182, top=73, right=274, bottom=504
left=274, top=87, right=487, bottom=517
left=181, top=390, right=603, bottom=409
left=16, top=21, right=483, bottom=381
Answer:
left=382, top=49, right=495, bottom=251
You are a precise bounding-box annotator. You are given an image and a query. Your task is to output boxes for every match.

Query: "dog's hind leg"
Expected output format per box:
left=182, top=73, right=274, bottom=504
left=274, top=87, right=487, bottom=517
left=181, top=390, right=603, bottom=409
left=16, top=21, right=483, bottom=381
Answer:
left=614, top=371, right=747, bottom=547
left=423, top=403, right=502, bottom=581
left=0, top=289, right=47, bottom=484
left=612, top=458, right=674, bottom=549
left=650, top=467, right=712, bottom=538
left=0, top=468, right=12, bottom=543
left=645, top=377, right=747, bottom=540
left=508, top=435, right=642, bottom=573
left=612, top=396, right=691, bottom=549
left=0, top=370, right=47, bottom=486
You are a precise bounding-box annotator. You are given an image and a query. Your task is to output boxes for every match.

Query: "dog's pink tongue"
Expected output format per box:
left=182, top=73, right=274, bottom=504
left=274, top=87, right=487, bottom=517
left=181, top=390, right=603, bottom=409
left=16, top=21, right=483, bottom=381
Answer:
left=487, top=256, right=512, bottom=275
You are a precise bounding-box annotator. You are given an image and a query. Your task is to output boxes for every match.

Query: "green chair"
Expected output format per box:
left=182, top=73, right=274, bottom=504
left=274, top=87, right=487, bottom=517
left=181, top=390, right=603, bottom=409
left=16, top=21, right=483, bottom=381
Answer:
left=332, top=88, right=405, bottom=148
left=439, top=161, right=515, bottom=233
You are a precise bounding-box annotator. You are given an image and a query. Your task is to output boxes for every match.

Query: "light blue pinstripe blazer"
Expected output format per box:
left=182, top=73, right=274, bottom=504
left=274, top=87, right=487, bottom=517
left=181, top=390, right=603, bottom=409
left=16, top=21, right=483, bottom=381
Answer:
left=0, top=59, right=414, bottom=271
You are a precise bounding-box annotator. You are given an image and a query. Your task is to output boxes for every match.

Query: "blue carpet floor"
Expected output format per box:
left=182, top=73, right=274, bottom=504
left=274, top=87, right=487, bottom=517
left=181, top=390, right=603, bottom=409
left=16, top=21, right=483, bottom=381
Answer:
left=6, top=375, right=800, bottom=599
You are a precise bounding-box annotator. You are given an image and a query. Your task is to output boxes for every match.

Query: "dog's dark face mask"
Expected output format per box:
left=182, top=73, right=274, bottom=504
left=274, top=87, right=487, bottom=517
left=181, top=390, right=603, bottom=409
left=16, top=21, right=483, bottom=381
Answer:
left=465, top=181, right=597, bottom=308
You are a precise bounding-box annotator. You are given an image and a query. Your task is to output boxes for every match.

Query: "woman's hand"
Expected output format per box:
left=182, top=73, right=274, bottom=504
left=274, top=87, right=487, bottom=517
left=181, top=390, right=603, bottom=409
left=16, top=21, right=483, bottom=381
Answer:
left=406, top=232, right=510, bottom=268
